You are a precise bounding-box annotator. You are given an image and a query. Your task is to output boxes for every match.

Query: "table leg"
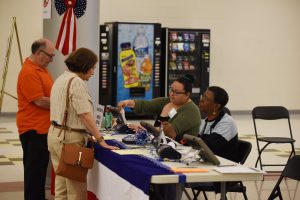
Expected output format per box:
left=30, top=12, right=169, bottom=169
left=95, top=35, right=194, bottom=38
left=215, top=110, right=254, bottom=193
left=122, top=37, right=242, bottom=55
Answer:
left=175, top=184, right=184, bottom=200
left=220, top=182, right=226, bottom=200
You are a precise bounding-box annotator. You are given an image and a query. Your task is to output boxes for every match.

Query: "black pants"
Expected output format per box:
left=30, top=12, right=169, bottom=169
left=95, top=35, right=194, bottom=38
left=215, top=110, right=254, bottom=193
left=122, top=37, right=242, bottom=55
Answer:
left=20, top=130, right=49, bottom=200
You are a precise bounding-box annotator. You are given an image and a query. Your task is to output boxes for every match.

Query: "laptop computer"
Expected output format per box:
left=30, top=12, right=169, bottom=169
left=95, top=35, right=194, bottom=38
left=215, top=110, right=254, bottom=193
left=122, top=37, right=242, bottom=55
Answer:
left=183, top=134, right=220, bottom=165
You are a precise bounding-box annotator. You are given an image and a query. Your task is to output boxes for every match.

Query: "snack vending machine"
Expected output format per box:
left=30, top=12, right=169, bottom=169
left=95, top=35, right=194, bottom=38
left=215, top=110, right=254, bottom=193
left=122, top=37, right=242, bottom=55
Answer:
left=161, top=28, right=210, bottom=104
left=99, top=22, right=162, bottom=114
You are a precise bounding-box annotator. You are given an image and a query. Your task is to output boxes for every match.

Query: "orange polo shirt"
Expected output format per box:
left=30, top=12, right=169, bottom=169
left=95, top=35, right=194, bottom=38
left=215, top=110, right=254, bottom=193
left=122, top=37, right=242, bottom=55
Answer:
left=16, top=58, right=53, bottom=135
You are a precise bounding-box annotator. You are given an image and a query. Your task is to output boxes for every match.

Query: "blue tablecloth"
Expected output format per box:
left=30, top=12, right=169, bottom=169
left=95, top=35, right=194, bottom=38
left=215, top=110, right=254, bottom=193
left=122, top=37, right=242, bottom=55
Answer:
left=93, top=140, right=175, bottom=195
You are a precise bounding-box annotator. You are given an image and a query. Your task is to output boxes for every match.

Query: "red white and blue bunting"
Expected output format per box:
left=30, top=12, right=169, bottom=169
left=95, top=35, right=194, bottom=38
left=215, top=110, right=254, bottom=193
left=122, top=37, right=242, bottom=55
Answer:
left=55, top=0, right=86, bottom=55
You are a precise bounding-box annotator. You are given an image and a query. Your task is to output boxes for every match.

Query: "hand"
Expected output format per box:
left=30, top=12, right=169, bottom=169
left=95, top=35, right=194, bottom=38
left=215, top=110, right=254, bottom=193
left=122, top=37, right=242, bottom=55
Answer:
left=162, top=121, right=177, bottom=139
left=117, top=100, right=135, bottom=109
left=117, top=100, right=128, bottom=109
left=97, top=140, right=119, bottom=150
left=127, top=123, right=146, bottom=133
left=162, top=121, right=173, bottom=132
left=107, top=145, right=120, bottom=150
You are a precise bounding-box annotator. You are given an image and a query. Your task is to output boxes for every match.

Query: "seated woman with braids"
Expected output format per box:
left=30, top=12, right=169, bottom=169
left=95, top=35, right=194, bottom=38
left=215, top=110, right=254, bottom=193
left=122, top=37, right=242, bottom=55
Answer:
left=187, top=87, right=239, bottom=197
left=198, top=86, right=238, bottom=162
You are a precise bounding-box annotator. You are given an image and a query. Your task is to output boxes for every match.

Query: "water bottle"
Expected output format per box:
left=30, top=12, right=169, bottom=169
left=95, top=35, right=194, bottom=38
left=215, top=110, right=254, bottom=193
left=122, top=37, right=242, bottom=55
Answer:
left=133, top=26, right=151, bottom=88
left=133, top=27, right=149, bottom=57
left=133, top=27, right=149, bottom=72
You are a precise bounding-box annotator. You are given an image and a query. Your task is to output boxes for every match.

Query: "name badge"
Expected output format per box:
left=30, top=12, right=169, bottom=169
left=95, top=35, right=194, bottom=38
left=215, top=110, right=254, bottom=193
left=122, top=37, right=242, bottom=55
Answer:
left=168, top=108, right=177, bottom=119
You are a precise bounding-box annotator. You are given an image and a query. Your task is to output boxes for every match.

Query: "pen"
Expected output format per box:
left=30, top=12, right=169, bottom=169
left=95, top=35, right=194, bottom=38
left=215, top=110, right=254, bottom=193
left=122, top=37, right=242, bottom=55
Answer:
left=217, top=164, right=236, bottom=167
left=158, top=158, right=181, bottom=162
left=183, top=166, right=200, bottom=168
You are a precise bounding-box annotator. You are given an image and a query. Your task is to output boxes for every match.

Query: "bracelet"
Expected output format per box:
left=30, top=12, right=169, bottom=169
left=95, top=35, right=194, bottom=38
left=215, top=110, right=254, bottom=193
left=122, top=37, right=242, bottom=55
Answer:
left=96, top=136, right=104, bottom=143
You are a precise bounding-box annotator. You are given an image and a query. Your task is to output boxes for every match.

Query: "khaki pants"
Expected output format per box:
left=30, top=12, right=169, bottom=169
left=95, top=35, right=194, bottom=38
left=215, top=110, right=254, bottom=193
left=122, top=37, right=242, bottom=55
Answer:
left=48, top=125, right=88, bottom=200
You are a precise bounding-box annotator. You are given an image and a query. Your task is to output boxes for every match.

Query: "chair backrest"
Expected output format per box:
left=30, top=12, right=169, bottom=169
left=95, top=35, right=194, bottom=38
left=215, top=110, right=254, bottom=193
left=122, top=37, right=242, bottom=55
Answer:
left=252, top=106, right=294, bottom=139
left=282, top=155, right=300, bottom=181
left=236, top=140, right=252, bottom=164
left=252, top=106, right=289, bottom=120
left=268, top=156, right=300, bottom=199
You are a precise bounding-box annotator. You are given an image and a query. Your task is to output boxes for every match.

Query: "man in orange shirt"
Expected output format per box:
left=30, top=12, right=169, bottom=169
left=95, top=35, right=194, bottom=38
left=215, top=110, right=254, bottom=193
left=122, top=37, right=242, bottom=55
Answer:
left=17, top=38, right=55, bottom=200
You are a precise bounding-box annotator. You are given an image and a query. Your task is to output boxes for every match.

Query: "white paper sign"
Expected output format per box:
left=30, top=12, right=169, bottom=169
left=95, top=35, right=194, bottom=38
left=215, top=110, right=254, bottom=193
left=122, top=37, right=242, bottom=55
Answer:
left=95, top=104, right=105, bottom=128
left=43, top=0, right=52, bottom=19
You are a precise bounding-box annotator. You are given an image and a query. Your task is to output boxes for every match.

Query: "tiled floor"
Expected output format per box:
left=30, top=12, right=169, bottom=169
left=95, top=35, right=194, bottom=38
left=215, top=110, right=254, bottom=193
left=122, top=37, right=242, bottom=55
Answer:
left=0, top=112, right=299, bottom=200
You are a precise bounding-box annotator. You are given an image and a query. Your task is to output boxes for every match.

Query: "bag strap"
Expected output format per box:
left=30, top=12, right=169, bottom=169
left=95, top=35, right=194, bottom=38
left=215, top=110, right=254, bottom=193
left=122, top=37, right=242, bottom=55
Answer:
left=58, top=77, right=75, bottom=138
left=57, top=77, right=94, bottom=149
left=62, top=77, right=75, bottom=126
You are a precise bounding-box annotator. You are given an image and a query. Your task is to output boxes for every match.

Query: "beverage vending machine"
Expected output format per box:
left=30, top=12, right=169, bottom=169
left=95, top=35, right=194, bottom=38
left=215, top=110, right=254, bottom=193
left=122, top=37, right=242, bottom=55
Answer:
left=99, top=22, right=162, bottom=115
left=161, top=28, right=210, bottom=104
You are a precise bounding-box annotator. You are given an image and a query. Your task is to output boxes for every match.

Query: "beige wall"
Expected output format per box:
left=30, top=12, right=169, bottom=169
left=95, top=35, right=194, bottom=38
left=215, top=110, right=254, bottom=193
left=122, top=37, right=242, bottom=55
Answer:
left=100, top=0, right=300, bottom=110
left=0, top=0, right=42, bottom=112
left=1, top=0, right=300, bottom=112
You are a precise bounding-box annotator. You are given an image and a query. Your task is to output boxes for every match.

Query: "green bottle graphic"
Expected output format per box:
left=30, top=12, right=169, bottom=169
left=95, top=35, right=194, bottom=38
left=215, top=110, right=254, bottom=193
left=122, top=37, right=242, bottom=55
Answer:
left=104, top=112, right=113, bottom=130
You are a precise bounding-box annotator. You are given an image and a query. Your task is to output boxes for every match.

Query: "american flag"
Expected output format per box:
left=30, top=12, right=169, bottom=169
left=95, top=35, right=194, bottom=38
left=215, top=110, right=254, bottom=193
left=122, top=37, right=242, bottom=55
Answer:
left=55, top=0, right=86, bottom=55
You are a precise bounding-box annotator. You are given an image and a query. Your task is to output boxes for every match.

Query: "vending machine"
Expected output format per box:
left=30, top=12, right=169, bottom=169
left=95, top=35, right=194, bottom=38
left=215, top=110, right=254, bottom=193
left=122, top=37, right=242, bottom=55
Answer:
left=161, top=28, right=210, bottom=104
left=99, top=22, right=162, bottom=114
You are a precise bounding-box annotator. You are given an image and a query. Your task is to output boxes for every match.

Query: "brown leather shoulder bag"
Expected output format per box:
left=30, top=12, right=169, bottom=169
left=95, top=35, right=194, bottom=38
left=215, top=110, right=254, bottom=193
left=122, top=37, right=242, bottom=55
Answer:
left=55, top=77, right=94, bottom=182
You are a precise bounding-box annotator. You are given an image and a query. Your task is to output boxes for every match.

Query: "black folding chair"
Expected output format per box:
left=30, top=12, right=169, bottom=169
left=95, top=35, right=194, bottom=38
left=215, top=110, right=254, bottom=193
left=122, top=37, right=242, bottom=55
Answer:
left=268, top=155, right=300, bottom=200
left=252, top=106, right=296, bottom=170
left=185, top=140, right=252, bottom=200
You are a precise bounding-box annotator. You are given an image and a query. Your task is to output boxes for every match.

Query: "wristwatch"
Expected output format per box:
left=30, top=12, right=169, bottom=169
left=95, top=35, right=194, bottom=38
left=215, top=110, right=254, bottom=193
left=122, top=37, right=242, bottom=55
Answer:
left=96, top=136, right=104, bottom=143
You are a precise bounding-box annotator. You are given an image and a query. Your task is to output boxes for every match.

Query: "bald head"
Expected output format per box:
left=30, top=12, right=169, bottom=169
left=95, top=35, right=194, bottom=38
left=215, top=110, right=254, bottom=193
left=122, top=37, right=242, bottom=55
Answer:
left=30, top=38, right=55, bottom=67
left=31, top=38, right=54, bottom=54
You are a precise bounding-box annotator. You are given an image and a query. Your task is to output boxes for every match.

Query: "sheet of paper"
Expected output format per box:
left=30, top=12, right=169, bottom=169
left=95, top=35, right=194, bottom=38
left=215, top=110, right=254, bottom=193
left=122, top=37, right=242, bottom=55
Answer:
left=95, top=104, right=105, bottom=128
left=103, top=135, right=114, bottom=140
left=112, top=149, right=147, bottom=155
left=214, top=166, right=263, bottom=174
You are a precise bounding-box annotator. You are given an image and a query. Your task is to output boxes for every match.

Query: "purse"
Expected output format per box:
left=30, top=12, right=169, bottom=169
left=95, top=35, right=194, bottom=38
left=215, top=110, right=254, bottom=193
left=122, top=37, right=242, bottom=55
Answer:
left=56, top=143, right=94, bottom=182
left=55, top=77, right=95, bottom=182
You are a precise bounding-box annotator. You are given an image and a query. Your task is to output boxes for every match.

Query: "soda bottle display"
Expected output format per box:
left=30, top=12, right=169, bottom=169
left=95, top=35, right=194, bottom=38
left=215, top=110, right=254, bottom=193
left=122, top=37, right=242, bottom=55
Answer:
left=133, top=26, right=152, bottom=89
left=133, top=26, right=149, bottom=58
left=119, top=42, right=139, bottom=88
left=133, top=27, right=150, bottom=73
left=140, top=55, right=152, bottom=90
left=141, top=55, right=152, bottom=74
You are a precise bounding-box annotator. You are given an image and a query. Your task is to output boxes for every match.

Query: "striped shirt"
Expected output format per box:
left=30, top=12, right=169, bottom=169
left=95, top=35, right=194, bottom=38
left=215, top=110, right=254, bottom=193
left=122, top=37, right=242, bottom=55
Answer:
left=50, top=71, right=93, bottom=129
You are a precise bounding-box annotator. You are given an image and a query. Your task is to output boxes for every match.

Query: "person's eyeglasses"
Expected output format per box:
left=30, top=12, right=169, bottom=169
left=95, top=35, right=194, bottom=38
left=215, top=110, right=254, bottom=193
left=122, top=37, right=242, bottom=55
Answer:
left=40, top=49, right=55, bottom=59
left=200, top=95, right=213, bottom=103
left=169, top=87, right=186, bottom=95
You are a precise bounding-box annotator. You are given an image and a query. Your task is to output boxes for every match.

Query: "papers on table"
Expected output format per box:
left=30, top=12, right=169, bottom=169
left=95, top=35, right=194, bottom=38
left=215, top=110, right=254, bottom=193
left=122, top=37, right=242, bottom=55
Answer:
left=103, top=135, right=114, bottom=140
left=214, top=166, right=265, bottom=174
left=171, top=167, right=209, bottom=173
left=112, top=149, right=147, bottom=155
left=92, top=135, right=115, bottom=142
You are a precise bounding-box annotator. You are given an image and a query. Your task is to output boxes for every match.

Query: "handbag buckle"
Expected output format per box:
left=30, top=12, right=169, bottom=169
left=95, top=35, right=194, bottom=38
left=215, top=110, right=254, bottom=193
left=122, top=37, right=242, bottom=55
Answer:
left=76, top=151, right=82, bottom=165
